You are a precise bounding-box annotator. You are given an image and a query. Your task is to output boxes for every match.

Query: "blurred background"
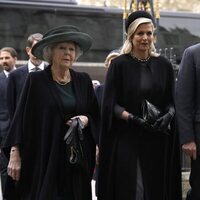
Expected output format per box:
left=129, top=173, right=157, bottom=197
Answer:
left=79, top=0, right=200, bottom=12
left=0, top=0, right=200, bottom=66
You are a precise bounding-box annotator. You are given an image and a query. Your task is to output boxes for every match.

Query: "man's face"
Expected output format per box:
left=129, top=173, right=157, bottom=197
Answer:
left=26, top=40, right=42, bottom=66
left=0, top=51, right=17, bottom=72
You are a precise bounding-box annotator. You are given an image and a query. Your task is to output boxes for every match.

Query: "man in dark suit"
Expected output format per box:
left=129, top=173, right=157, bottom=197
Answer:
left=176, top=43, right=200, bottom=200
left=0, top=47, right=17, bottom=198
left=7, top=33, right=45, bottom=119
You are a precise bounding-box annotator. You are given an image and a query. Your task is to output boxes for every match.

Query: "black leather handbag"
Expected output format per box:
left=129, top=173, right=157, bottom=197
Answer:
left=64, top=118, right=86, bottom=167
left=141, top=99, right=162, bottom=125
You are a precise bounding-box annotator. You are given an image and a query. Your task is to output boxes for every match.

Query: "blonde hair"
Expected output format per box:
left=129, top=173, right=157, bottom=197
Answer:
left=104, top=51, right=120, bottom=68
left=120, top=17, right=159, bottom=57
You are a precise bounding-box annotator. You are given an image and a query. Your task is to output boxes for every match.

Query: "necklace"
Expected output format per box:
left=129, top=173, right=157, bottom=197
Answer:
left=131, top=53, right=150, bottom=63
left=54, top=79, right=70, bottom=85
left=51, top=68, right=71, bottom=85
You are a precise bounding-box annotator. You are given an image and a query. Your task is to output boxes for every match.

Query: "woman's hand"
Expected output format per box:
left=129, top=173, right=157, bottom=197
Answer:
left=128, top=113, right=158, bottom=132
left=96, top=146, right=99, bottom=165
left=66, top=115, right=88, bottom=128
left=7, top=146, right=21, bottom=181
left=153, top=113, right=173, bottom=132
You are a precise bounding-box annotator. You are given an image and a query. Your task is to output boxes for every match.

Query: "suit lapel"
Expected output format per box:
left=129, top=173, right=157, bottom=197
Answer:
left=0, top=71, right=7, bottom=79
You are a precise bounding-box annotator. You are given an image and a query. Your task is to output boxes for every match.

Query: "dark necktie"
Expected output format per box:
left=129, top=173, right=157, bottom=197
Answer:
left=32, top=67, right=41, bottom=72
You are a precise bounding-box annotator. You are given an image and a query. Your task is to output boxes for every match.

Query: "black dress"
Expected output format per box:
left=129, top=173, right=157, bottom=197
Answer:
left=54, top=82, right=76, bottom=200
left=98, top=54, right=182, bottom=200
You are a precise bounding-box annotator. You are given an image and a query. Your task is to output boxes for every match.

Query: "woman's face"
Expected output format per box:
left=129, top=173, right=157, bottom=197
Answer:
left=51, top=42, right=76, bottom=68
left=131, top=23, right=154, bottom=54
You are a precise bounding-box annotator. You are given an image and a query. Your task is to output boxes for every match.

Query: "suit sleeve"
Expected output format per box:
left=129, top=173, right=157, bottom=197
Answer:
left=175, top=47, right=195, bottom=144
left=7, top=73, right=17, bottom=120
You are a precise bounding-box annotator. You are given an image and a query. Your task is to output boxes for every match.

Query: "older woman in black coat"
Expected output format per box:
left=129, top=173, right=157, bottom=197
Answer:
left=98, top=11, right=182, bottom=200
left=4, top=25, right=99, bottom=200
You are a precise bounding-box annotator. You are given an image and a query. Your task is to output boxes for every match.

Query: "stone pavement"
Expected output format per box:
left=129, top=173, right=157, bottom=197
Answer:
left=92, top=180, right=97, bottom=200
left=182, top=171, right=190, bottom=200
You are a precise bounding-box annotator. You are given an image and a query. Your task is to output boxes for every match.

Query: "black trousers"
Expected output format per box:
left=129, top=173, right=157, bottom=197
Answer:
left=188, top=155, right=200, bottom=200
left=0, top=151, right=8, bottom=198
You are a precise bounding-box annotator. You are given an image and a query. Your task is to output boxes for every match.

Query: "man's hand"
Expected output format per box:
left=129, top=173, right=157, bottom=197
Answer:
left=96, top=146, right=99, bottom=165
left=182, top=141, right=197, bottom=160
left=7, top=146, right=21, bottom=181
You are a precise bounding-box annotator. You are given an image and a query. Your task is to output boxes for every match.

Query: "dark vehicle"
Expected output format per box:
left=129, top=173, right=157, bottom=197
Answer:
left=157, top=11, right=200, bottom=64
left=0, top=0, right=123, bottom=63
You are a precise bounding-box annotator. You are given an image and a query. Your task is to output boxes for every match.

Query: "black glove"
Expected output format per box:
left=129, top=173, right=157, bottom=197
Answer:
left=128, top=113, right=144, bottom=126
left=153, top=113, right=173, bottom=132
left=128, top=114, right=156, bottom=132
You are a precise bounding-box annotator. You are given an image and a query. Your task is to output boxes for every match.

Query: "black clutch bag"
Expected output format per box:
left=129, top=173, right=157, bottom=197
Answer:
left=141, top=99, right=162, bottom=125
left=64, top=118, right=86, bottom=167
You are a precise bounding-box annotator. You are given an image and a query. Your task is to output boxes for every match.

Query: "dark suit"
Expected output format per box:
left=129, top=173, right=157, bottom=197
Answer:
left=7, top=63, right=46, bottom=120
left=95, top=84, right=104, bottom=109
left=176, top=43, right=200, bottom=200
left=0, top=71, right=10, bottom=196
left=7, top=64, right=29, bottom=120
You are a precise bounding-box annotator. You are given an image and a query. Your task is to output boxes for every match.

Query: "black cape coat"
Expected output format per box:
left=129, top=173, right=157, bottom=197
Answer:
left=3, top=66, right=100, bottom=200
left=98, top=54, right=182, bottom=200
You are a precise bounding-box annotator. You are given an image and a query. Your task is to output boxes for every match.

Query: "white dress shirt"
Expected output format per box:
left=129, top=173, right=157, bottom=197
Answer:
left=28, top=60, right=45, bottom=73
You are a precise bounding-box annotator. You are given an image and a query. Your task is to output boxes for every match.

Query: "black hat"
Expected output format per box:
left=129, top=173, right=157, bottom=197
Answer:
left=32, top=25, right=93, bottom=60
left=125, top=10, right=154, bottom=32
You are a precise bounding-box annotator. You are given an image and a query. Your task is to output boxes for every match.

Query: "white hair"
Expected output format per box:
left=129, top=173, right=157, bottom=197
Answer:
left=120, top=17, right=159, bottom=57
left=42, top=42, right=83, bottom=64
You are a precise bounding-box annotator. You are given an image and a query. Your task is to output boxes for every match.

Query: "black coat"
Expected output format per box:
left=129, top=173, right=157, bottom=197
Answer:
left=98, top=54, right=182, bottom=200
left=0, top=71, right=10, bottom=187
left=0, top=71, right=10, bottom=147
left=4, top=66, right=100, bottom=200
left=7, top=64, right=29, bottom=120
